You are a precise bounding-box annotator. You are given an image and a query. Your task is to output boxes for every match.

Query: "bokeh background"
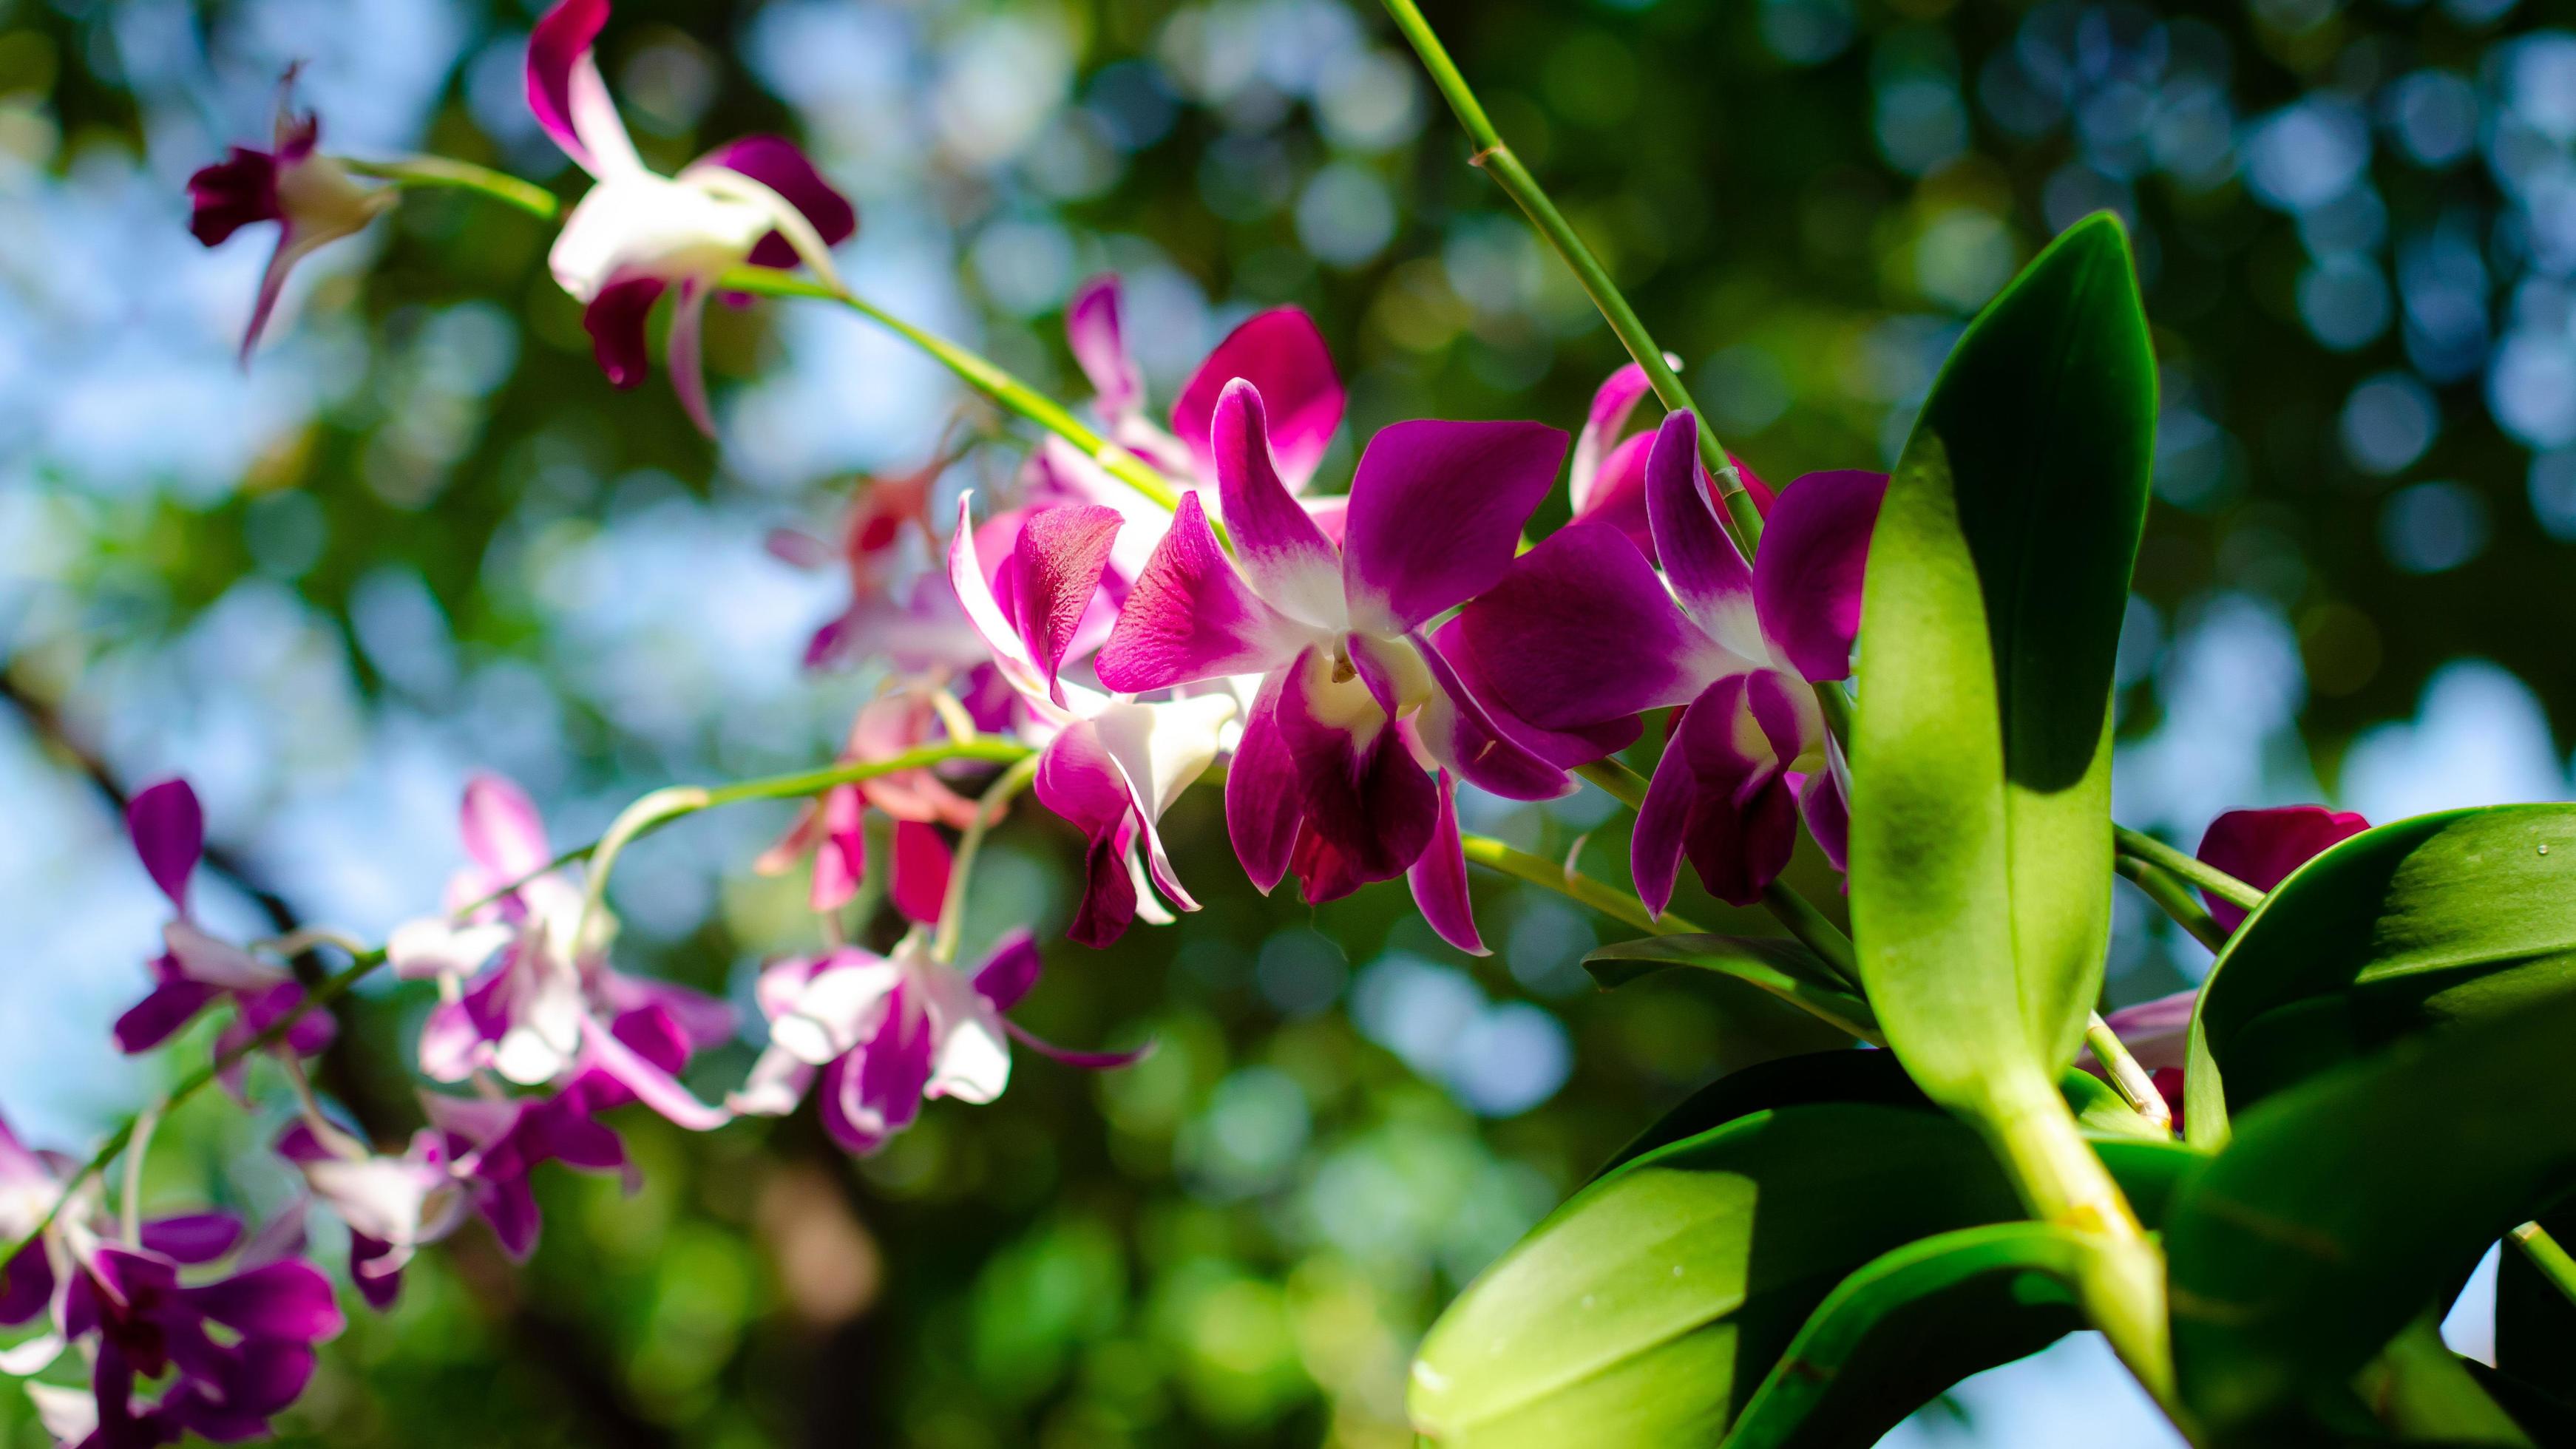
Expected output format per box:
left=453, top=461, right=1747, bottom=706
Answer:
left=3, top=0, right=2572, bottom=1442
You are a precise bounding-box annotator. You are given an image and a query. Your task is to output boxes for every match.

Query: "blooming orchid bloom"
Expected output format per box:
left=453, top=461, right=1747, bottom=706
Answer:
left=387, top=773, right=733, bottom=1130
left=112, top=781, right=334, bottom=1084
left=413, top=1086, right=631, bottom=1263
left=756, top=685, right=978, bottom=920
left=1460, top=410, right=1885, bottom=913
left=1092, top=379, right=1570, bottom=917
left=731, top=930, right=1144, bottom=1154
left=529, top=0, right=858, bottom=434
left=186, top=72, right=393, bottom=362
left=2194, top=803, right=2370, bottom=932
left=274, top=1123, right=468, bottom=1311
left=949, top=499, right=1235, bottom=946
left=1567, top=364, right=1775, bottom=556
left=1066, top=275, right=1346, bottom=492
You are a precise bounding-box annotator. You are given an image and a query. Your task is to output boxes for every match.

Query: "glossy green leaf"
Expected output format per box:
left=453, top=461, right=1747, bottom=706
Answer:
left=1583, top=934, right=1879, bottom=1042
left=1846, top=213, right=2157, bottom=1114
left=1718, top=1223, right=2088, bottom=1449
left=2183, top=804, right=2576, bottom=1148
left=2166, top=991, right=2576, bottom=1442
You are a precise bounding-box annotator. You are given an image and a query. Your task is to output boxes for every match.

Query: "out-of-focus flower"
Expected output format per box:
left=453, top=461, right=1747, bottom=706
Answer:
left=1460, top=410, right=1885, bottom=912
left=387, top=774, right=733, bottom=1130
left=1567, top=363, right=1776, bottom=557
left=414, top=1086, right=631, bottom=1262
left=186, top=69, right=393, bottom=362
left=731, top=931, right=1143, bottom=1153
left=1094, top=380, right=1567, bottom=923
left=2195, top=804, right=2371, bottom=932
left=757, top=685, right=981, bottom=920
left=950, top=499, right=1234, bottom=946
left=529, top=0, right=857, bottom=433
left=111, top=781, right=334, bottom=1092
left=768, top=447, right=959, bottom=669
left=274, top=1123, right=466, bottom=1311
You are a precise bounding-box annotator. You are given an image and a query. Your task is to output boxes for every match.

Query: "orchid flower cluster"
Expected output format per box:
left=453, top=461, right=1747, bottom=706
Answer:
left=18, top=0, right=2543, bottom=1442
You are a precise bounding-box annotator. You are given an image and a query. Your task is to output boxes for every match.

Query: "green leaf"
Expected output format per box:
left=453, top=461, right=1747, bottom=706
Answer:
left=1590, top=1051, right=1930, bottom=1183
left=2183, top=804, right=2576, bottom=1148
left=2165, top=991, right=2576, bottom=1442
left=1846, top=213, right=2156, bottom=1113
left=1583, top=935, right=1880, bottom=1042
left=1718, top=1223, right=2089, bottom=1449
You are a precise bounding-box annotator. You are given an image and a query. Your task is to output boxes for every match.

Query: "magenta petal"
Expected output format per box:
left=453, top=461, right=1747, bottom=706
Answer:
left=1066, top=275, right=1142, bottom=419
left=825, top=994, right=932, bottom=1154
left=1672, top=674, right=1802, bottom=906
left=183, top=1260, right=343, bottom=1343
left=1210, top=379, right=1345, bottom=625
left=1341, top=418, right=1567, bottom=636
left=665, top=275, right=715, bottom=435
left=127, top=779, right=204, bottom=912
left=891, top=820, right=952, bottom=927
left=1001, top=1017, right=1150, bottom=1070
left=2194, top=805, right=2370, bottom=932
left=139, top=1214, right=245, bottom=1266
left=1796, top=761, right=1851, bottom=872
left=1631, top=724, right=1695, bottom=920
left=187, top=149, right=282, bottom=248
left=1095, top=491, right=1299, bottom=691
left=1173, top=307, right=1342, bottom=489
left=1225, top=671, right=1303, bottom=895
left=1456, top=521, right=1715, bottom=730
left=583, top=274, right=665, bottom=390
left=0, top=1247, right=51, bottom=1327
left=974, top=930, right=1044, bottom=1011
left=1036, top=724, right=1141, bottom=948
left=1428, top=617, right=1640, bottom=770
left=1576, top=432, right=1655, bottom=556
left=1412, top=630, right=1576, bottom=801
left=526, top=0, right=611, bottom=170
left=810, top=785, right=866, bottom=913
left=461, top=773, right=552, bottom=886
left=2098, top=986, right=2199, bottom=1072
left=1277, top=650, right=1437, bottom=898
left=1571, top=363, right=1655, bottom=517
left=700, top=134, right=857, bottom=267
left=115, top=976, right=223, bottom=1055
left=577, top=1017, right=729, bottom=1130
left=610, top=1003, right=691, bottom=1076
left=1752, top=469, right=1888, bottom=683
left=1406, top=771, right=1488, bottom=955
left=1644, top=410, right=1757, bottom=648
left=1010, top=503, right=1124, bottom=702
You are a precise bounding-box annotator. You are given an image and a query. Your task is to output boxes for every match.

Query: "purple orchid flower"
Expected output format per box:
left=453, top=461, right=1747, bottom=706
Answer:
left=112, top=781, right=335, bottom=1088
left=529, top=0, right=858, bottom=434
left=2194, top=804, right=2370, bottom=932
left=1460, top=410, right=1885, bottom=914
left=387, top=773, right=734, bottom=1130
left=413, top=1087, right=631, bottom=1263
left=186, top=69, right=393, bottom=363
left=1091, top=379, right=1570, bottom=923
left=1567, top=363, right=1776, bottom=557
left=731, top=930, right=1145, bottom=1154
left=948, top=498, right=1235, bottom=946
left=273, top=1122, right=468, bottom=1311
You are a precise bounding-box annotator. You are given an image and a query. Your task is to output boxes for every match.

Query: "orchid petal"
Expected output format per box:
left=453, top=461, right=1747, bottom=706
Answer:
left=166, top=920, right=286, bottom=991
left=1576, top=433, right=1654, bottom=554
left=1009, top=503, right=1124, bottom=705
left=1411, top=630, right=1575, bottom=801
left=1427, top=617, right=1640, bottom=770
left=1341, top=418, right=1567, bottom=637
left=728, top=1045, right=816, bottom=1117
left=1752, top=469, right=1888, bottom=682
left=1067, top=276, right=1143, bottom=420
left=526, top=0, right=641, bottom=177
left=1092, top=694, right=1234, bottom=912
left=1036, top=724, right=1142, bottom=949
left=1456, top=521, right=1723, bottom=730
left=127, top=779, right=203, bottom=912
left=1276, top=648, right=1436, bottom=899
left=461, top=773, right=552, bottom=885
left=808, top=786, right=867, bottom=913
left=182, top=1259, right=344, bottom=1343
left=1796, top=759, right=1852, bottom=873
left=1001, top=1017, right=1151, bottom=1070
left=1406, top=770, right=1487, bottom=955
left=1225, top=671, right=1303, bottom=895
left=1632, top=721, right=1697, bottom=919
left=139, top=1213, right=245, bottom=1265
left=697, top=134, right=856, bottom=268
left=1095, top=492, right=1302, bottom=691
left=947, top=494, right=1054, bottom=705
left=890, top=821, right=952, bottom=926
left=115, top=976, right=222, bottom=1055
left=1644, top=410, right=1761, bottom=656
left=1173, top=307, right=1342, bottom=489
left=577, top=1016, right=730, bottom=1130
left=186, top=149, right=281, bottom=248
left=582, top=273, right=665, bottom=389
left=1671, top=673, right=1803, bottom=906
left=665, top=275, right=715, bottom=436
left=2096, top=987, right=2198, bottom=1073
left=1211, top=379, right=1346, bottom=628
left=2194, top=804, right=2370, bottom=933
left=767, top=957, right=899, bottom=1064
left=919, top=968, right=1011, bottom=1105
left=387, top=918, right=514, bottom=982
left=974, top=930, right=1043, bottom=1012
left=1571, top=363, right=1656, bottom=516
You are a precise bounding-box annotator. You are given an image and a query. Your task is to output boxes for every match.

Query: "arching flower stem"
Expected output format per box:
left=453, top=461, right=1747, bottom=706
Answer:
left=2114, top=824, right=2263, bottom=912
left=929, top=753, right=1044, bottom=965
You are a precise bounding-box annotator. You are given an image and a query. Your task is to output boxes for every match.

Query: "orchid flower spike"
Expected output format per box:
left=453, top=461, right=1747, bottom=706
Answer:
left=1567, top=363, right=1776, bottom=556
left=112, top=780, right=336, bottom=1093
left=187, top=68, right=394, bottom=364
left=387, top=773, right=736, bottom=1130
left=1460, top=410, right=1885, bottom=914
left=528, top=0, right=857, bottom=435
left=731, top=930, right=1146, bottom=1154
left=949, top=497, right=1233, bottom=946
left=1093, top=380, right=1572, bottom=932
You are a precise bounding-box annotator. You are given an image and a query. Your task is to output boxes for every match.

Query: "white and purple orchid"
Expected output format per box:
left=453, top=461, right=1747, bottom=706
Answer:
left=731, top=930, right=1143, bottom=1154
left=272, top=1121, right=467, bottom=1311
left=528, top=0, right=858, bottom=434
left=387, top=773, right=735, bottom=1131
left=112, top=781, right=334, bottom=1090
left=1091, top=379, right=1571, bottom=939
left=948, top=498, right=1235, bottom=946
left=1460, top=409, right=1885, bottom=913
left=186, top=72, right=393, bottom=363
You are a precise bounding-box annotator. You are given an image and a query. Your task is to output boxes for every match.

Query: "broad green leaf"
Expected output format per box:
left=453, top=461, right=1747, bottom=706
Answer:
left=2183, top=804, right=2576, bottom=1148
left=2166, top=991, right=2576, bottom=1442
left=1847, top=213, right=2156, bottom=1114
left=1583, top=934, right=1879, bottom=1042
left=1718, top=1224, right=2087, bottom=1449
left=1590, top=1051, right=1931, bottom=1183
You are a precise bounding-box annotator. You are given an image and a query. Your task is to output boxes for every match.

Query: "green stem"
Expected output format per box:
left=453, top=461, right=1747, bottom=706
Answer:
left=2114, top=854, right=2231, bottom=954
left=2084, top=1011, right=2174, bottom=1134
left=2509, top=1221, right=2576, bottom=1310
left=2115, top=824, right=2262, bottom=913
left=340, top=155, right=560, bottom=220
left=1374, top=0, right=1759, bottom=547
left=929, top=753, right=1043, bottom=963
left=1458, top=835, right=1698, bottom=936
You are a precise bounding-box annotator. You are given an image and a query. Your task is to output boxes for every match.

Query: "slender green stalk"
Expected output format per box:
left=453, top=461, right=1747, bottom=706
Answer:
left=2116, top=824, right=2262, bottom=912
left=2115, top=854, right=2231, bottom=954
left=1458, top=835, right=1698, bottom=936
left=341, top=155, right=560, bottom=220
left=929, top=753, right=1043, bottom=963
left=2510, top=1221, right=2576, bottom=1310
left=2084, top=1012, right=2173, bottom=1133
left=1375, top=0, right=1759, bottom=546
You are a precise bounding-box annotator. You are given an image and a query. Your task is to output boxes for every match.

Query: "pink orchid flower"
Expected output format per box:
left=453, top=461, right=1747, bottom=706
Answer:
left=1567, top=364, right=1776, bottom=556
left=112, top=781, right=336, bottom=1086
left=1092, top=379, right=1572, bottom=922
left=1460, top=410, right=1885, bottom=913
left=756, top=685, right=981, bottom=920
left=386, top=773, right=734, bottom=1130
left=186, top=71, right=393, bottom=363
left=529, top=0, right=857, bottom=434
left=273, top=1122, right=469, bottom=1311
left=767, top=451, right=957, bottom=669
left=731, top=930, right=1144, bottom=1154
left=949, top=499, right=1236, bottom=946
